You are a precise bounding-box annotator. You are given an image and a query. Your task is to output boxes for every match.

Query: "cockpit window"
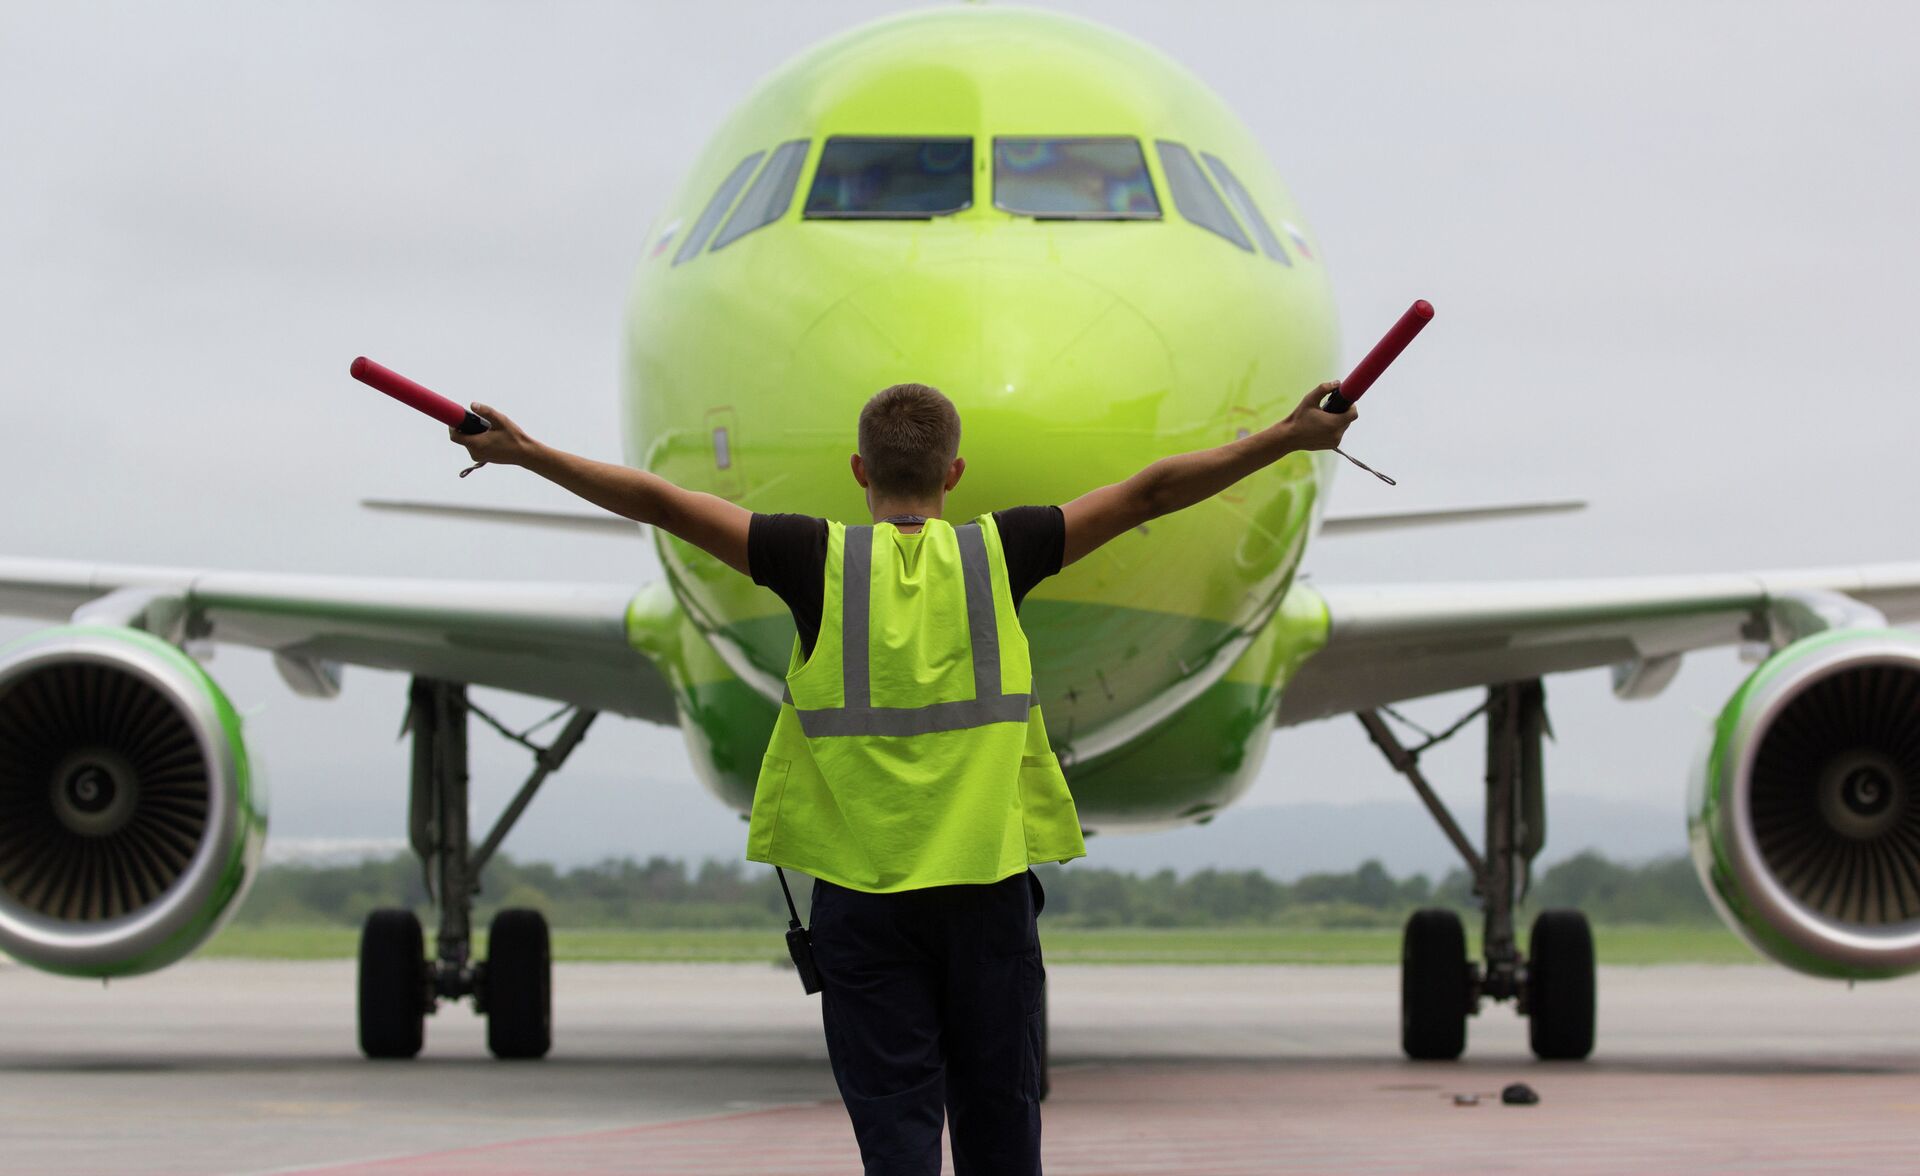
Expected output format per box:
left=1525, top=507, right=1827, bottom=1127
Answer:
left=1154, top=141, right=1252, bottom=253
left=993, top=137, right=1160, bottom=219
left=1202, top=153, right=1290, bottom=265
left=674, top=151, right=764, bottom=266
left=804, top=137, right=973, bottom=219
left=711, top=139, right=810, bottom=251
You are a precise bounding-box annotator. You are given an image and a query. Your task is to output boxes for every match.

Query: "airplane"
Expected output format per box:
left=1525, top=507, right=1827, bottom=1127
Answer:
left=2, top=3, right=1917, bottom=1081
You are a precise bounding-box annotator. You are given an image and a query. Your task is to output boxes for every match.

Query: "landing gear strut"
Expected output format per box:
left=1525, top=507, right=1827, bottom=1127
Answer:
left=1360, top=679, right=1595, bottom=1061
left=356, top=678, right=596, bottom=1060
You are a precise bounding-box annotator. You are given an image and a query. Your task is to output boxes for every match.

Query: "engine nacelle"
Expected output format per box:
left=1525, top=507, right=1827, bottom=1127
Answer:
left=1692, top=628, right=1920, bottom=979
left=0, top=626, right=265, bottom=977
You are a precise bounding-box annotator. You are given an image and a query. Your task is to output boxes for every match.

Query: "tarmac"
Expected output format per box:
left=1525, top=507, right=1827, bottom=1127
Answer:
left=5, top=959, right=1920, bottom=1174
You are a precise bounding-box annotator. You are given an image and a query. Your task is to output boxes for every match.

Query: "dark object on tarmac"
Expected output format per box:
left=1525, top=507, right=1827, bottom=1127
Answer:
left=1502, top=1082, right=1540, bottom=1105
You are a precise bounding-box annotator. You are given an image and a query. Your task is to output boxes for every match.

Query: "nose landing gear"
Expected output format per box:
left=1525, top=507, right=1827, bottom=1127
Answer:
left=1363, top=680, right=1596, bottom=1061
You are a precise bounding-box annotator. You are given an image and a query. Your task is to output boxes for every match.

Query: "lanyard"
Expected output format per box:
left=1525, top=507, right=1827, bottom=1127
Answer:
left=776, top=865, right=803, bottom=925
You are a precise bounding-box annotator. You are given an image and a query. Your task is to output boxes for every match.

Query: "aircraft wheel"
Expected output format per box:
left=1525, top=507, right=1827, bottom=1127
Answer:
left=1527, top=909, right=1595, bottom=1060
left=358, top=908, right=428, bottom=1059
left=1401, top=908, right=1470, bottom=1060
left=486, top=908, right=552, bottom=1059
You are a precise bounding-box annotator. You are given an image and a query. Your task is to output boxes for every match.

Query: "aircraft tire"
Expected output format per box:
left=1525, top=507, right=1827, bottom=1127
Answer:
left=1526, top=909, right=1595, bottom=1060
left=486, top=908, right=552, bottom=1060
left=358, top=908, right=428, bottom=1059
left=1401, top=908, right=1470, bottom=1060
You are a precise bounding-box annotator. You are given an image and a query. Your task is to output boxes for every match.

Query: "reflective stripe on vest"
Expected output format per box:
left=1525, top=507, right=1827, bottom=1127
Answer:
left=785, top=522, right=1036, bottom=738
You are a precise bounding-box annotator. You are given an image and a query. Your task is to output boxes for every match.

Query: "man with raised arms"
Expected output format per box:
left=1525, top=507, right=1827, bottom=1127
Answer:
left=450, top=380, right=1354, bottom=1175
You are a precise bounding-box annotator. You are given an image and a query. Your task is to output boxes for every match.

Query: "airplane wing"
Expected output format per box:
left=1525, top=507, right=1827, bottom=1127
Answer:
left=1317, top=499, right=1587, bottom=537
left=1274, top=561, right=1920, bottom=724
left=355, top=497, right=1594, bottom=541
left=359, top=498, right=642, bottom=536
left=0, top=557, right=681, bottom=724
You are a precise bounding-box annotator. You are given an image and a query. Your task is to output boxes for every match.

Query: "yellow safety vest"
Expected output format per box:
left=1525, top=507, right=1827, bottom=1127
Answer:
left=746, top=514, right=1086, bottom=892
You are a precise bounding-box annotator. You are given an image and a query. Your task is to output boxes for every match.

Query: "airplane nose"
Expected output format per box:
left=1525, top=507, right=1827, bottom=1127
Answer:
left=789, top=260, right=1174, bottom=512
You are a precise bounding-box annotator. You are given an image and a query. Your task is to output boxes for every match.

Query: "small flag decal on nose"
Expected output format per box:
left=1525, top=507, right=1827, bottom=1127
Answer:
left=1282, top=220, right=1314, bottom=261
left=652, top=218, right=682, bottom=259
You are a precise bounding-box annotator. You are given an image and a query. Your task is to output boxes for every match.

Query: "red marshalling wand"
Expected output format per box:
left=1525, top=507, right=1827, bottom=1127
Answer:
left=350, top=357, right=491, bottom=435
left=1324, top=299, right=1434, bottom=413
left=1318, top=298, right=1435, bottom=485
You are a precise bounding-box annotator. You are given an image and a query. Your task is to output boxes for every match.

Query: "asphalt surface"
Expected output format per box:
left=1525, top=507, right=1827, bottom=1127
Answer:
left=5, top=960, right=1920, bottom=1174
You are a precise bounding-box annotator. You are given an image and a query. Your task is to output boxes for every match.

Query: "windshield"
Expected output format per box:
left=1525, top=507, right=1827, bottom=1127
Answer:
left=674, top=151, right=763, bottom=265
left=1202, top=153, right=1290, bottom=264
left=1155, top=140, right=1253, bottom=252
left=712, top=139, right=810, bottom=251
left=993, top=137, right=1159, bottom=219
left=804, top=137, right=974, bottom=219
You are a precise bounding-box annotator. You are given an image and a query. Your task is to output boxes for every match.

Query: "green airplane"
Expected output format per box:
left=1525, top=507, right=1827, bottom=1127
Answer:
left=2, top=5, right=1919, bottom=1074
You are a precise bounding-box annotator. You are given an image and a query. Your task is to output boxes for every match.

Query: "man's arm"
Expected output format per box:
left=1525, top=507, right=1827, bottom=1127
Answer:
left=1059, top=382, right=1355, bottom=567
left=448, top=402, right=751, bottom=575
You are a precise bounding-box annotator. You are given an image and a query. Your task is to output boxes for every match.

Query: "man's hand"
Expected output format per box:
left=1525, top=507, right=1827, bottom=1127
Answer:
left=1280, top=382, right=1358, bottom=451
left=1062, top=378, right=1361, bottom=566
left=448, top=402, right=542, bottom=469
left=444, top=405, right=753, bottom=575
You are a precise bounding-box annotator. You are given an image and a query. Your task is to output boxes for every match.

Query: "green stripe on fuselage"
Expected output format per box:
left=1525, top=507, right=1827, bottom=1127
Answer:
left=649, top=583, right=1329, bottom=831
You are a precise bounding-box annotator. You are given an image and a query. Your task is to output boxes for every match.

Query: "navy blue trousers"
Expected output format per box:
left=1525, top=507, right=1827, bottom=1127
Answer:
left=809, top=868, right=1046, bottom=1176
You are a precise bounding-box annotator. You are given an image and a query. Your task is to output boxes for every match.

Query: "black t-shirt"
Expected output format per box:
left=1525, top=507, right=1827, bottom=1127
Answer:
left=749, top=506, right=1065, bottom=660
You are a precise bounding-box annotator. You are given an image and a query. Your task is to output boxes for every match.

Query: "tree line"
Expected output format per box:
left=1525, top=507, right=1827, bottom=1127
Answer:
left=233, top=850, right=1720, bottom=929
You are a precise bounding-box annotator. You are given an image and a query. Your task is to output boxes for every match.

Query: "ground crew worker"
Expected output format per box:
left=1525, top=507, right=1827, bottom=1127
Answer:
left=449, top=379, right=1356, bottom=1175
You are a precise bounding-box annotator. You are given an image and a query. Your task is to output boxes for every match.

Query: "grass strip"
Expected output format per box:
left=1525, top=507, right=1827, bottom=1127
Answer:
left=205, top=922, right=1761, bottom=966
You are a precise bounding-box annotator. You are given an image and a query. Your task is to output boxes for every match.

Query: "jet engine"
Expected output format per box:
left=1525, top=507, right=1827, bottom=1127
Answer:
left=0, top=626, right=264, bottom=977
left=1692, top=628, right=1920, bottom=978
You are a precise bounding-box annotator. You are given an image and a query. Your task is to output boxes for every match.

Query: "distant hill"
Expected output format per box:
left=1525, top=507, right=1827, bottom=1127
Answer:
left=1078, top=794, right=1690, bottom=881
left=269, top=791, right=1689, bottom=881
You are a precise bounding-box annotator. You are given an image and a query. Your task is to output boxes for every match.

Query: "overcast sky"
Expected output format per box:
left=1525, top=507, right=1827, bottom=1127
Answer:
left=1, top=1, right=1915, bottom=872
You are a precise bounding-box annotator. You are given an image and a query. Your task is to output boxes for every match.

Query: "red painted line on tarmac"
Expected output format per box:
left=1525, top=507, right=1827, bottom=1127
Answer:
left=288, top=1100, right=859, bottom=1175
left=278, top=1060, right=1920, bottom=1175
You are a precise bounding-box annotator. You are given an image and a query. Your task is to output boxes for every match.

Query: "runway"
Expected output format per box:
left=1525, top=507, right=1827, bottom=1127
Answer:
left=5, top=960, right=1920, bottom=1174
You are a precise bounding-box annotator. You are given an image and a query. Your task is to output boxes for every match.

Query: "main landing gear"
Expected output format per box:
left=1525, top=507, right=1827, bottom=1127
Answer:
left=1358, top=679, right=1595, bottom=1062
left=358, top=678, right=596, bottom=1060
